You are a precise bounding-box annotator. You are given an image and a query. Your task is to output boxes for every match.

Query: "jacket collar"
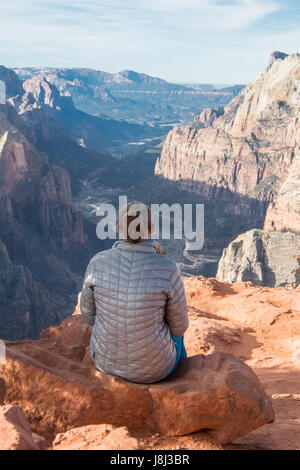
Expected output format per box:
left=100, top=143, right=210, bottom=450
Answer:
left=112, top=239, right=166, bottom=254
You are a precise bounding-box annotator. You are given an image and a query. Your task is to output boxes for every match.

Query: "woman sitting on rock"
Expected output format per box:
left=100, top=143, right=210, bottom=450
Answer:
left=80, top=201, right=189, bottom=384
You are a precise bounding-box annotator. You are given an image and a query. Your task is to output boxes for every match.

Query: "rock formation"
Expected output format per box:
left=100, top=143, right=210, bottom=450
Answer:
left=216, top=229, right=300, bottom=287
left=0, top=85, right=88, bottom=339
left=184, top=276, right=300, bottom=450
left=264, top=153, right=300, bottom=233
left=13, top=67, right=237, bottom=127
left=0, top=109, right=84, bottom=249
left=0, top=405, right=40, bottom=450
left=0, top=314, right=274, bottom=445
left=154, top=52, right=300, bottom=286
left=216, top=123, right=300, bottom=287
left=53, top=424, right=140, bottom=450
left=0, top=238, right=57, bottom=339
left=155, top=52, right=299, bottom=206
left=17, top=75, right=74, bottom=113
left=6, top=69, right=159, bottom=155
left=194, top=107, right=224, bottom=127
left=1, top=276, right=300, bottom=449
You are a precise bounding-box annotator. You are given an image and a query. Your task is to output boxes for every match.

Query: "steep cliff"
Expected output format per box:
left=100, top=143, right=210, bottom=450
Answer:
left=14, top=67, right=238, bottom=126
left=194, top=107, right=224, bottom=128
left=0, top=105, right=87, bottom=339
left=0, top=66, right=23, bottom=99
left=0, top=68, right=113, bottom=195
left=155, top=52, right=299, bottom=205
left=10, top=72, right=160, bottom=155
left=264, top=153, right=300, bottom=233
left=216, top=229, right=300, bottom=287
left=0, top=109, right=84, bottom=250
left=0, top=239, right=58, bottom=340
left=217, top=154, right=300, bottom=286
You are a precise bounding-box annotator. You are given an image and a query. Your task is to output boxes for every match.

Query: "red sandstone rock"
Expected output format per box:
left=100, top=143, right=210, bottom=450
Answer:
left=216, top=229, right=300, bottom=287
left=2, top=277, right=300, bottom=448
left=0, top=314, right=274, bottom=444
left=0, top=103, right=85, bottom=340
left=194, top=107, right=224, bottom=127
left=183, top=276, right=300, bottom=449
left=0, top=405, right=39, bottom=450
left=53, top=424, right=140, bottom=450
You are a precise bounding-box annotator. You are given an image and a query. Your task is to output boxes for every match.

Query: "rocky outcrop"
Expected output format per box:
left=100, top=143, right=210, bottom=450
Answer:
left=17, top=75, right=74, bottom=113
left=0, top=405, right=39, bottom=450
left=155, top=52, right=299, bottom=205
left=2, top=277, right=300, bottom=449
left=0, top=239, right=59, bottom=340
left=13, top=67, right=236, bottom=127
left=53, top=424, right=140, bottom=450
left=216, top=229, right=300, bottom=287
left=155, top=52, right=300, bottom=287
left=183, top=276, right=300, bottom=450
left=264, top=153, right=300, bottom=233
left=0, top=315, right=274, bottom=444
left=6, top=69, right=158, bottom=155
left=0, top=99, right=87, bottom=339
left=194, top=107, right=224, bottom=127
left=0, top=66, right=24, bottom=99
left=1, top=77, right=112, bottom=194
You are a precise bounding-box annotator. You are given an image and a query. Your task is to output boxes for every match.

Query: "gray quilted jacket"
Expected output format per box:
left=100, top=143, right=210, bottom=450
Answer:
left=80, top=239, right=189, bottom=383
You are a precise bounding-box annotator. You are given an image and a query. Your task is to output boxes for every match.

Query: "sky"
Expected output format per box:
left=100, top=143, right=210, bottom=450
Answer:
left=0, top=0, right=300, bottom=84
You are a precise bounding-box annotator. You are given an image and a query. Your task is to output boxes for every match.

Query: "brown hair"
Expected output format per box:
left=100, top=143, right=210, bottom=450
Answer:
left=118, top=201, right=152, bottom=244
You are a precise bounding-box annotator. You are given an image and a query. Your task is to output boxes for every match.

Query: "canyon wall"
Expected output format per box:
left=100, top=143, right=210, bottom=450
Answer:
left=216, top=229, right=300, bottom=287
left=155, top=52, right=300, bottom=205
left=155, top=52, right=300, bottom=286
left=264, top=152, right=300, bottom=233
left=217, top=154, right=300, bottom=287
left=0, top=87, right=87, bottom=339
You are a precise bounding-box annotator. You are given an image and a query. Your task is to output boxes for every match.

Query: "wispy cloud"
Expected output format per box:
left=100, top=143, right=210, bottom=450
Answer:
left=0, top=0, right=297, bottom=82
left=0, top=0, right=282, bottom=32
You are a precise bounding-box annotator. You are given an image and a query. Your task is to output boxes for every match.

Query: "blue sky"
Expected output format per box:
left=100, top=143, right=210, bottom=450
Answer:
left=0, top=0, right=300, bottom=83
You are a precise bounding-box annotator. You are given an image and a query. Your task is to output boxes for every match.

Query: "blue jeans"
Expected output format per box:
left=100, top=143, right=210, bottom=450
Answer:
left=166, top=336, right=187, bottom=378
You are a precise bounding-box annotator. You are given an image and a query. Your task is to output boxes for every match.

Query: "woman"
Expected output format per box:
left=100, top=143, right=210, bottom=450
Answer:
left=80, top=202, right=189, bottom=384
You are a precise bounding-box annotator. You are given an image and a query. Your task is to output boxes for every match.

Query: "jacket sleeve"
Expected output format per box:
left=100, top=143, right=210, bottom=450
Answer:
left=80, top=259, right=96, bottom=326
left=165, top=264, right=189, bottom=337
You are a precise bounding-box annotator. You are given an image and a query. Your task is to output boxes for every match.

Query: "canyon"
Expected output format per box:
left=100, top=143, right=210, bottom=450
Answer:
left=0, top=52, right=299, bottom=341
left=14, top=67, right=241, bottom=128
left=156, top=52, right=300, bottom=287
left=0, top=63, right=250, bottom=340
left=0, top=51, right=299, bottom=451
left=155, top=52, right=299, bottom=204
